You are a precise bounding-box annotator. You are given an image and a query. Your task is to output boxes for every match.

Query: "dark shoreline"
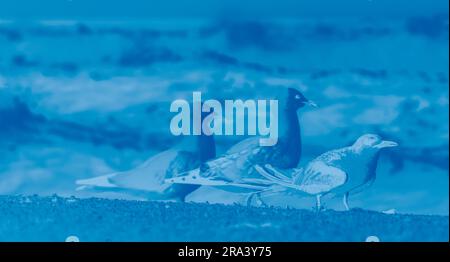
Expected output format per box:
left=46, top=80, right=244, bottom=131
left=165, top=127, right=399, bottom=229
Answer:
left=0, top=195, right=447, bottom=242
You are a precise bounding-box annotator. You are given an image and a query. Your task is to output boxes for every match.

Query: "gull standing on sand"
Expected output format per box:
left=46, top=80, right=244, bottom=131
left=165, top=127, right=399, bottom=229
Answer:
left=255, top=134, right=398, bottom=210
left=76, top=109, right=216, bottom=202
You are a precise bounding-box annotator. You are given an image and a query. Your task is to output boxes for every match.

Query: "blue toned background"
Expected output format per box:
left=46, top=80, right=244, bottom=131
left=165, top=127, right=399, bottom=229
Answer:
left=0, top=0, right=448, bottom=241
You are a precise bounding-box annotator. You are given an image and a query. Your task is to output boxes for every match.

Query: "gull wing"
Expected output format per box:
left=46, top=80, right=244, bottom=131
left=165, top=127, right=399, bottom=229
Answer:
left=190, top=151, right=253, bottom=182
left=108, top=149, right=184, bottom=191
left=164, top=169, right=267, bottom=191
left=300, top=161, right=347, bottom=195
left=76, top=149, right=192, bottom=193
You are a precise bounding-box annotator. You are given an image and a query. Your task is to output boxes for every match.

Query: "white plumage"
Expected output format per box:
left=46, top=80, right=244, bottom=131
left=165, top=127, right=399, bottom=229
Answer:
left=254, top=134, right=398, bottom=210
left=76, top=121, right=216, bottom=201
left=76, top=150, right=186, bottom=197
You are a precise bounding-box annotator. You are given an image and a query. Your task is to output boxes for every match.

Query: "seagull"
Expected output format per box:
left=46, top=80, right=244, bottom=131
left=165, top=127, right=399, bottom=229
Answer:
left=75, top=109, right=216, bottom=202
left=165, top=88, right=317, bottom=194
left=254, top=134, right=398, bottom=210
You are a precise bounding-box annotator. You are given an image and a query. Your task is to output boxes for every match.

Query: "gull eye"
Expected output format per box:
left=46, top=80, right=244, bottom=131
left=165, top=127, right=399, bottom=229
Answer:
left=295, top=94, right=301, bottom=100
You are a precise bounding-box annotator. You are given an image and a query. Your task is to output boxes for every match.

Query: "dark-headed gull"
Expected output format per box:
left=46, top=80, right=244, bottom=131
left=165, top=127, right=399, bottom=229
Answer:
left=165, top=88, right=316, bottom=193
left=76, top=110, right=216, bottom=202
left=255, top=134, right=398, bottom=210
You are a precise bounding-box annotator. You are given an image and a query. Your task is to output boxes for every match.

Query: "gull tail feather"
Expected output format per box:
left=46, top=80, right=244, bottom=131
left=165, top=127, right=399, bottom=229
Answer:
left=76, top=174, right=118, bottom=190
left=254, top=165, right=289, bottom=185
left=254, top=165, right=305, bottom=191
left=263, top=164, right=293, bottom=182
left=165, top=169, right=268, bottom=191
left=239, top=178, right=275, bottom=186
left=164, top=169, right=225, bottom=186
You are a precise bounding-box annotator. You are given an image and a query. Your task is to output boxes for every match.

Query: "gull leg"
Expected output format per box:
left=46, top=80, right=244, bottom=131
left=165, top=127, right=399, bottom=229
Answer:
left=255, top=192, right=268, bottom=207
left=315, top=194, right=322, bottom=211
left=247, top=192, right=267, bottom=207
left=246, top=189, right=274, bottom=207
left=246, top=192, right=257, bottom=207
left=343, top=192, right=350, bottom=211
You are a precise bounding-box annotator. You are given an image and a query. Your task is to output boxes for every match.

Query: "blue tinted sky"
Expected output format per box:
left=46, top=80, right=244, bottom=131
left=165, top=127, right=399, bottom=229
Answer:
left=0, top=0, right=448, bottom=20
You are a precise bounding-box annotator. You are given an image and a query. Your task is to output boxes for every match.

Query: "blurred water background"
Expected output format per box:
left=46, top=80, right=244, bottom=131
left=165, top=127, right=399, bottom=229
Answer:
left=0, top=0, right=448, bottom=215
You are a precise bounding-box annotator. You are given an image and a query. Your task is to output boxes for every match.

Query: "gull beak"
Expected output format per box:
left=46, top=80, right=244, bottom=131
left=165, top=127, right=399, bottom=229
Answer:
left=374, top=140, right=398, bottom=149
left=306, top=100, right=318, bottom=108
